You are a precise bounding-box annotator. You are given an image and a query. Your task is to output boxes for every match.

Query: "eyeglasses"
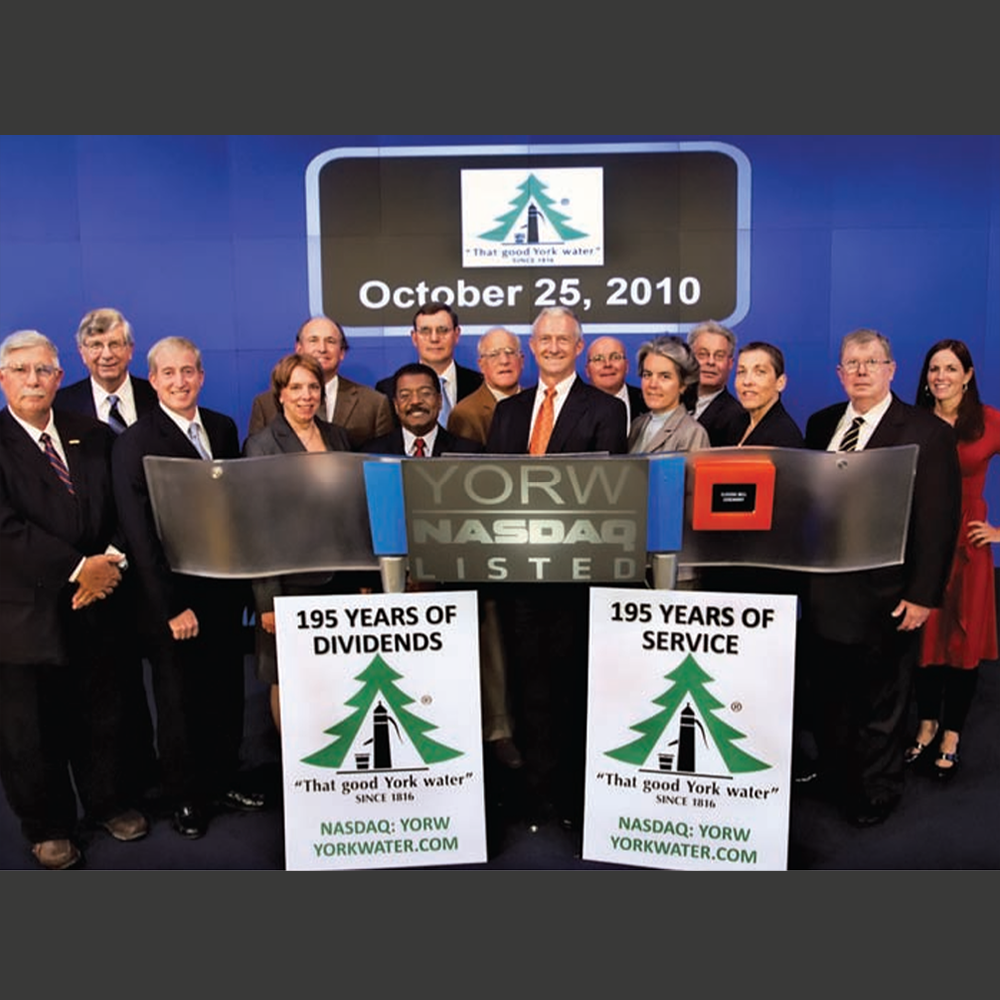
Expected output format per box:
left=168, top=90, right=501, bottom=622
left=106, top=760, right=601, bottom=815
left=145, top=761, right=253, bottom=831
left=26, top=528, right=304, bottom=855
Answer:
left=694, top=350, right=732, bottom=364
left=396, top=387, right=438, bottom=403
left=480, top=348, right=521, bottom=361
left=839, top=359, right=893, bottom=375
left=83, top=339, right=129, bottom=355
left=588, top=353, right=626, bottom=364
left=1, top=363, right=60, bottom=379
left=414, top=326, right=455, bottom=339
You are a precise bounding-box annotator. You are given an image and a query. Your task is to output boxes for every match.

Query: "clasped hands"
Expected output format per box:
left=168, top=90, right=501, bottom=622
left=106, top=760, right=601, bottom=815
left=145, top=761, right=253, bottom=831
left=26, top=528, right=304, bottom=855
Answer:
left=72, top=553, right=125, bottom=609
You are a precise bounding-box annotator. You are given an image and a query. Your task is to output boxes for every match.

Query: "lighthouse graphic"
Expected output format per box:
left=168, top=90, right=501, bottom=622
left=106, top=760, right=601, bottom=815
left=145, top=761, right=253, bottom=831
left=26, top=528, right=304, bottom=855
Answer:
left=606, top=654, right=770, bottom=776
left=301, top=654, right=462, bottom=770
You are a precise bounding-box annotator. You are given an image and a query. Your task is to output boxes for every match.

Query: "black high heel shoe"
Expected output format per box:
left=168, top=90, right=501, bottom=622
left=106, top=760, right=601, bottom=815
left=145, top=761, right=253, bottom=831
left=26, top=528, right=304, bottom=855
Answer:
left=934, top=750, right=959, bottom=781
left=904, top=726, right=938, bottom=766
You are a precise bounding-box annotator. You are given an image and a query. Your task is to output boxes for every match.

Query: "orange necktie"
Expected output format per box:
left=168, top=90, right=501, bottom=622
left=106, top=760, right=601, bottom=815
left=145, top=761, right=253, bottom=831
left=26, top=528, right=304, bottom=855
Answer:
left=529, top=387, right=556, bottom=455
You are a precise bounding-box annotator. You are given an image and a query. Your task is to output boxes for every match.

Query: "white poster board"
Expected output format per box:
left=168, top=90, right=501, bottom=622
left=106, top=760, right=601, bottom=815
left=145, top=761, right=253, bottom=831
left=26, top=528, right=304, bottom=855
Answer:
left=275, top=590, right=486, bottom=870
left=584, top=587, right=797, bottom=871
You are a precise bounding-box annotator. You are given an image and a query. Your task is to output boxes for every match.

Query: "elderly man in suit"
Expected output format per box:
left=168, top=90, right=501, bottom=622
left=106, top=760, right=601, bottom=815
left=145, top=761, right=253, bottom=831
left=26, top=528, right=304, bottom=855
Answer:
left=55, top=306, right=158, bottom=797
left=113, top=336, right=263, bottom=840
left=584, top=335, right=648, bottom=427
left=804, top=328, right=961, bottom=826
left=486, top=307, right=627, bottom=834
left=0, top=330, right=149, bottom=869
left=447, top=327, right=524, bottom=445
left=55, top=307, right=158, bottom=430
left=376, top=302, right=482, bottom=424
left=683, top=319, right=745, bottom=446
left=247, top=316, right=393, bottom=449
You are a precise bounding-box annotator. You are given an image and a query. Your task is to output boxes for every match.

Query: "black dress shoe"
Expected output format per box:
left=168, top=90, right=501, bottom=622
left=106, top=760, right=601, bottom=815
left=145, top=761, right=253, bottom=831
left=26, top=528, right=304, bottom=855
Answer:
left=216, top=787, right=266, bottom=812
left=934, top=750, right=959, bottom=781
left=850, top=796, right=899, bottom=828
left=173, top=803, right=208, bottom=839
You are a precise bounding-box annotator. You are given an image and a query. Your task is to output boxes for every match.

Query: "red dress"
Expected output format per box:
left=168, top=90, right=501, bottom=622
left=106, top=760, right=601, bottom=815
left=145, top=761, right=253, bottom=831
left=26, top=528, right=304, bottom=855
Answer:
left=920, top=404, right=1000, bottom=669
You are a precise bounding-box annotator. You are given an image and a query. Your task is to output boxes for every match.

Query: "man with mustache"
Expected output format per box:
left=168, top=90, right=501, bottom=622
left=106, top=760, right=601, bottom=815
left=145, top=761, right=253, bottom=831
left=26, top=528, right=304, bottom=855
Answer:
left=363, top=362, right=481, bottom=457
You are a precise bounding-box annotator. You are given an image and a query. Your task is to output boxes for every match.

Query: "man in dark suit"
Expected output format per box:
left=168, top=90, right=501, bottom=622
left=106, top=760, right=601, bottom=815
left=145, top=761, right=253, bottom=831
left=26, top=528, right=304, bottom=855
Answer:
left=55, top=307, right=158, bottom=796
left=375, top=302, right=482, bottom=425
left=584, top=335, right=647, bottom=428
left=486, top=307, right=628, bottom=833
left=113, top=336, right=262, bottom=840
left=0, top=330, right=149, bottom=869
left=55, top=307, right=158, bottom=429
left=803, top=328, right=961, bottom=826
left=683, top=319, right=745, bottom=446
left=246, top=316, right=394, bottom=449
left=363, top=363, right=482, bottom=457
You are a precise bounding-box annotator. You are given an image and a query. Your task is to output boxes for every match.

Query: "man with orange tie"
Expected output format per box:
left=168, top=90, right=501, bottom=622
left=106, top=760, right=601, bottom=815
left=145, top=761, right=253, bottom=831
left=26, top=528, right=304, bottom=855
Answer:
left=486, top=307, right=627, bottom=834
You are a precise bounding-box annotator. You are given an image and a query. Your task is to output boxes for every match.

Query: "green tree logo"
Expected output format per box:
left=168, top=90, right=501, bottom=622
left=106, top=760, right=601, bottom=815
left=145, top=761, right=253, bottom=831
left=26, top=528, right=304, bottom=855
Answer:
left=606, top=653, right=769, bottom=773
left=480, top=173, right=587, bottom=244
left=302, top=654, right=463, bottom=769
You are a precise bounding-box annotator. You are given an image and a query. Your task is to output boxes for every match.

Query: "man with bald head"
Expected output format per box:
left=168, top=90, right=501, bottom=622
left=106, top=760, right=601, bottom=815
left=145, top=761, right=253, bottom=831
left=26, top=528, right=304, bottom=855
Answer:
left=584, top=335, right=647, bottom=427
left=247, top=317, right=393, bottom=449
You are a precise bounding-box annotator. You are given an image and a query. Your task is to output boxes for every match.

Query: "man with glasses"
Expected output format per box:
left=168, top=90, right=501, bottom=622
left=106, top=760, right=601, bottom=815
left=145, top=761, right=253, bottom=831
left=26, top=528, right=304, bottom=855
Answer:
left=447, top=327, right=524, bottom=445
left=683, top=319, right=745, bottom=446
left=0, top=330, right=149, bottom=868
left=55, top=307, right=158, bottom=800
left=376, top=302, right=482, bottom=423
left=56, top=308, right=157, bottom=431
left=803, top=328, right=960, bottom=827
left=584, top=335, right=647, bottom=427
left=247, top=316, right=394, bottom=450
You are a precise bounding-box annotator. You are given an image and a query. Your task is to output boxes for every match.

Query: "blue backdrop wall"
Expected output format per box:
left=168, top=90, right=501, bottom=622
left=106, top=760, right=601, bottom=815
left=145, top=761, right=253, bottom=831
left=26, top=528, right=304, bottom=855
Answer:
left=2, top=135, right=998, bottom=557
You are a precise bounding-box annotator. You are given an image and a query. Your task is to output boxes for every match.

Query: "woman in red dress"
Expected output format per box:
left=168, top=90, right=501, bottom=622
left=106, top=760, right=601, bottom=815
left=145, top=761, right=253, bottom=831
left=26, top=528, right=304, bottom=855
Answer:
left=908, top=340, right=1000, bottom=778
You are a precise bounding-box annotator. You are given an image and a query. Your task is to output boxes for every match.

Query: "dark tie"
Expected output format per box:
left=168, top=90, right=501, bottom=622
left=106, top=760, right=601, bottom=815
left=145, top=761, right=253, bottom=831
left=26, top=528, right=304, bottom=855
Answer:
left=838, top=416, right=865, bottom=452
left=40, top=432, right=75, bottom=495
left=413, top=437, right=427, bottom=457
left=106, top=394, right=127, bottom=435
left=188, top=423, right=211, bottom=460
left=529, top=387, right=557, bottom=455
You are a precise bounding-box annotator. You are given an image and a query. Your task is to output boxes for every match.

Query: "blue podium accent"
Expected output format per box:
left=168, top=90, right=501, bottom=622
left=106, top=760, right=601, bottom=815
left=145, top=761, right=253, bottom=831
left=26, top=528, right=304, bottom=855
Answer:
left=646, top=454, right=686, bottom=553
left=363, top=460, right=408, bottom=555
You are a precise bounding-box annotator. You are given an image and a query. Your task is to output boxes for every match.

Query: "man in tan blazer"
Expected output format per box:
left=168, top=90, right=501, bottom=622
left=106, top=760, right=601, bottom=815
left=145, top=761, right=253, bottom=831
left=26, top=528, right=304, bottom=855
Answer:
left=246, top=317, right=393, bottom=450
left=446, top=327, right=525, bottom=771
left=447, top=327, right=524, bottom=445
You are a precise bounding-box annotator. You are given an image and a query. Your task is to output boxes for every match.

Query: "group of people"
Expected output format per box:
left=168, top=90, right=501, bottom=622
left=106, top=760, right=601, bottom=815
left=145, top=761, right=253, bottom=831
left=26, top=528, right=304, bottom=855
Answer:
left=1, top=299, right=997, bottom=868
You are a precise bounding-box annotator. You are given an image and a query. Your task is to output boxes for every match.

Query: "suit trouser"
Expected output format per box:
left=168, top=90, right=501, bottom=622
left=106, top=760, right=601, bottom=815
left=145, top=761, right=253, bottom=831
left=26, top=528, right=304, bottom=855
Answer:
left=0, top=653, right=130, bottom=844
left=145, top=622, right=245, bottom=807
left=810, top=623, right=917, bottom=804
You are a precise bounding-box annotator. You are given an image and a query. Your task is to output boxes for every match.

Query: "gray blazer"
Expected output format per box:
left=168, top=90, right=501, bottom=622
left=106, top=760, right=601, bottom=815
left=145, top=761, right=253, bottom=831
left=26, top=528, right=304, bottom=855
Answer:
left=628, top=407, right=710, bottom=454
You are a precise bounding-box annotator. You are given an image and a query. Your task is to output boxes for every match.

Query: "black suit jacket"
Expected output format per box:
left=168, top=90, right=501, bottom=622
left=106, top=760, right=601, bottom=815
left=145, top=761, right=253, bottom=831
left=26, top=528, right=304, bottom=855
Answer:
left=804, top=393, right=961, bottom=642
left=627, top=383, right=649, bottom=422
left=361, top=425, right=483, bottom=457
left=685, top=385, right=745, bottom=446
left=739, top=398, right=804, bottom=448
left=0, top=408, right=120, bottom=664
left=112, top=404, right=246, bottom=639
left=56, top=374, right=158, bottom=425
left=485, top=377, right=628, bottom=455
left=376, top=364, right=483, bottom=420
left=242, top=412, right=351, bottom=456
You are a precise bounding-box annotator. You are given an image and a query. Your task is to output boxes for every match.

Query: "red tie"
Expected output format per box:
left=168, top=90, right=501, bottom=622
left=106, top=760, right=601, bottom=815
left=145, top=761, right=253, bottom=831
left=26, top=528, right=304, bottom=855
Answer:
left=40, top=432, right=75, bottom=495
left=529, top=387, right=556, bottom=455
left=413, top=437, right=427, bottom=457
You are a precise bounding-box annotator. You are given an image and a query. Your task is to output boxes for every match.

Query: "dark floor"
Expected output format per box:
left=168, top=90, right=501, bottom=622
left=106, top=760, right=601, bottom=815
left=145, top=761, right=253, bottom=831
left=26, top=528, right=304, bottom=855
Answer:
left=3, top=600, right=999, bottom=870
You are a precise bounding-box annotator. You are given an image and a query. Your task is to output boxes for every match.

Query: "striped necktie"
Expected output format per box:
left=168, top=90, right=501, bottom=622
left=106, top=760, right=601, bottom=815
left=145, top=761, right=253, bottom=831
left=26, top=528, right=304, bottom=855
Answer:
left=40, top=432, right=75, bottom=495
left=439, top=376, right=451, bottom=423
left=107, top=394, right=128, bottom=435
left=838, top=416, right=864, bottom=452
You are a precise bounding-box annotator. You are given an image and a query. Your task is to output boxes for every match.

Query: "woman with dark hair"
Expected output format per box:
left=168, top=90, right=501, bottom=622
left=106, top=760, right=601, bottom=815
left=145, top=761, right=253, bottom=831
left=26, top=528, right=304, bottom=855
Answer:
left=242, top=354, right=352, bottom=732
left=907, top=339, right=1000, bottom=778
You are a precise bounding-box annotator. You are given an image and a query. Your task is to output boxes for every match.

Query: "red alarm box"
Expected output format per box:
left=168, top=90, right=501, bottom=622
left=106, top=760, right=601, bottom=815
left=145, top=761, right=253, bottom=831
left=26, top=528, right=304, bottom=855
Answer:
left=691, top=457, right=776, bottom=531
